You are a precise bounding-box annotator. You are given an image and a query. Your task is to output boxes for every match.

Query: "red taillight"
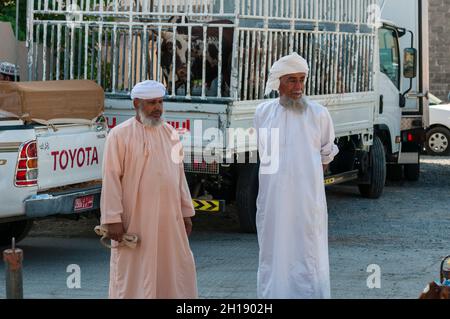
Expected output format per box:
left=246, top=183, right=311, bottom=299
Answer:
left=15, top=140, right=38, bottom=187
left=26, top=142, right=37, bottom=158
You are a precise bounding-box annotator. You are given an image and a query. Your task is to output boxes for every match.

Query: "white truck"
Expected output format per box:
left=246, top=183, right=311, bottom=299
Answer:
left=0, top=80, right=106, bottom=244
left=25, top=0, right=429, bottom=232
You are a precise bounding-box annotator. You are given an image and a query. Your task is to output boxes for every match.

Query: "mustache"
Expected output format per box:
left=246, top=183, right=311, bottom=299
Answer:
left=150, top=110, right=162, bottom=117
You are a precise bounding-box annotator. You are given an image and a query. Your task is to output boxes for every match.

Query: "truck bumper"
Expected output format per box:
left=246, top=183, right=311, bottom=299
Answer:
left=24, top=186, right=101, bottom=218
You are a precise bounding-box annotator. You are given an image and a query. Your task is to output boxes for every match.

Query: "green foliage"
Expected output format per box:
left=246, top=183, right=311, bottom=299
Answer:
left=0, top=0, right=27, bottom=41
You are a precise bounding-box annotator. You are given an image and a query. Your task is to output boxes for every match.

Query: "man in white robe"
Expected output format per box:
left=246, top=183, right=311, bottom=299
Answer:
left=254, top=52, right=339, bottom=299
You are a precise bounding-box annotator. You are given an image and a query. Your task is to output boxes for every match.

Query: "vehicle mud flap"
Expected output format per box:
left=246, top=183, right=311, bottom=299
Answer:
left=236, top=163, right=259, bottom=233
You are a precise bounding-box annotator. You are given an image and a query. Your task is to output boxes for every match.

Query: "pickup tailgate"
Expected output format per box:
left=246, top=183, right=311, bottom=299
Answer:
left=35, top=123, right=106, bottom=190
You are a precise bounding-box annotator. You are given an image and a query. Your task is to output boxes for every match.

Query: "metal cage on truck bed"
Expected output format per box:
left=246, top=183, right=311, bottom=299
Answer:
left=26, top=0, right=377, bottom=102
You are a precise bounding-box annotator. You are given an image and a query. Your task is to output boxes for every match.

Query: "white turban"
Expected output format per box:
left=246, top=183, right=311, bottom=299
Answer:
left=264, top=52, right=309, bottom=96
left=130, top=80, right=166, bottom=100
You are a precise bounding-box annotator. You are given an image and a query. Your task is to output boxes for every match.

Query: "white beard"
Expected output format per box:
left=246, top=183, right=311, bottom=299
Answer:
left=138, top=107, right=163, bottom=128
left=279, top=96, right=308, bottom=114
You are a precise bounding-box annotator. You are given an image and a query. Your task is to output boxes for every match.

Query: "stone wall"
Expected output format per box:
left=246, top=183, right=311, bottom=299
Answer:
left=429, top=0, right=450, bottom=101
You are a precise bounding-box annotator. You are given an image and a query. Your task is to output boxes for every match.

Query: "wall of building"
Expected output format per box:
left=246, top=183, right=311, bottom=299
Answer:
left=429, top=0, right=450, bottom=101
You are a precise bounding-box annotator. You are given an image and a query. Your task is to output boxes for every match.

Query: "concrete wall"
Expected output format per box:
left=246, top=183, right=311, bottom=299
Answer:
left=0, top=22, right=27, bottom=80
left=429, top=0, right=450, bottom=101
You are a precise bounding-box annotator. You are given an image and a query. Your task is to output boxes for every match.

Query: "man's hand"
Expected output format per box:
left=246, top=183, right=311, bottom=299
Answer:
left=183, top=217, right=193, bottom=237
left=106, top=223, right=124, bottom=242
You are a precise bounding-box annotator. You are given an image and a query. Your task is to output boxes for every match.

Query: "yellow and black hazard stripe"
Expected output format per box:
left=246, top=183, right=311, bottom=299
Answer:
left=192, top=199, right=224, bottom=213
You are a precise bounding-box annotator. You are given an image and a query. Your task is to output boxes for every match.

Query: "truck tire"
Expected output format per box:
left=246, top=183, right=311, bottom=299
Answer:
left=404, top=162, right=420, bottom=181
left=0, top=220, right=34, bottom=246
left=426, top=127, right=450, bottom=156
left=358, top=136, right=386, bottom=199
left=236, top=163, right=259, bottom=233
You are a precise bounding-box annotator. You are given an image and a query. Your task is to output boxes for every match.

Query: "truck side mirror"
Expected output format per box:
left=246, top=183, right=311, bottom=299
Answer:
left=403, top=48, right=417, bottom=78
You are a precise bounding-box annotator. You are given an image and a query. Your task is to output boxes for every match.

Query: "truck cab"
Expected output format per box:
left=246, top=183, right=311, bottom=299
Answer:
left=376, top=0, right=429, bottom=181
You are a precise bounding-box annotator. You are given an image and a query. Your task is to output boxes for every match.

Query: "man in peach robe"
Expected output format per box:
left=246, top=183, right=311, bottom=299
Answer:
left=100, top=80, right=198, bottom=299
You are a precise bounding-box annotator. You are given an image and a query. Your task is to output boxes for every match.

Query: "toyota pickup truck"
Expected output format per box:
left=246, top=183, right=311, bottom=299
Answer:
left=0, top=80, right=106, bottom=245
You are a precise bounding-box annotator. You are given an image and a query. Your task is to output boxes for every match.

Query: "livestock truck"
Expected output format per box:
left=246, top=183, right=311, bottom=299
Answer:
left=24, top=0, right=429, bottom=232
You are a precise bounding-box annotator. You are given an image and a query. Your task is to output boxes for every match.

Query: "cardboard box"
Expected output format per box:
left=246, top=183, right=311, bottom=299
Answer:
left=0, top=80, right=104, bottom=122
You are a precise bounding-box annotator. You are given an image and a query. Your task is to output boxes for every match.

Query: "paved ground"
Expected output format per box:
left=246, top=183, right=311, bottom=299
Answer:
left=1, top=156, right=449, bottom=299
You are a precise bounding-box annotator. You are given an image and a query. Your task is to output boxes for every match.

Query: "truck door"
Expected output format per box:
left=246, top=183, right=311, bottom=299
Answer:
left=377, top=26, right=402, bottom=154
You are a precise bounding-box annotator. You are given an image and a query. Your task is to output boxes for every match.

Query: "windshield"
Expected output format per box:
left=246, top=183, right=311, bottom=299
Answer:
left=428, top=93, right=442, bottom=105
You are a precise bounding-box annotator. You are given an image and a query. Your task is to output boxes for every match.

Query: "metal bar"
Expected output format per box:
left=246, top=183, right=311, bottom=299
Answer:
left=280, top=0, right=284, bottom=18
left=306, top=33, right=312, bottom=96
left=260, top=29, right=268, bottom=100
left=142, top=25, right=147, bottom=82
left=364, top=35, right=369, bottom=91
left=217, top=26, right=223, bottom=98
left=49, top=25, right=55, bottom=80
left=369, top=35, right=374, bottom=91
left=90, top=29, right=95, bottom=80
left=42, top=23, right=48, bottom=81
left=317, top=33, right=322, bottom=95
left=97, top=23, right=103, bottom=85
left=112, top=25, right=118, bottom=93
left=103, top=26, right=109, bottom=88
left=243, top=29, right=250, bottom=100
left=77, top=27, right=82, bottom=79
left=324, top=33, right=330, bottom=95
left=318, top=0, right=322, bottom=20
left=171, top=25, right=177, bottom=96
left=156, top=26, right=162, bottom=83
left=343, top=33, right=348, bottom=92
left=273, top=31, right=278, bottom=65
left=356, top=34, right=361, bottom=92
left=186, top=25, right=192, bottom=98
left=119, top=32, right=125, bottom=89
left=133, top=30, right=138, bottom=88
left=347, top=33, right=352, bottom=92
left=332, top=33, right=338, bottom=94
left=254, top=30, right=261, bottom=99
left=34, top=24, right=41, bottom=80
left=201, top=25, right=207, bottom=99
left=63, top=25, right=69, bottom=79
left=249, top=30, right=256, bottom=100
left=70, top=25, right=75, bottom=79
left=127, top=1, right=133, bottom=91
left=350, top=34, right=356, bottom=92
left=84, top=24, right=88, bottom=79
left=237, top=29, right=245, bottom=100
left=337, top=32, right=343, bottom=93
left=312, top=32, right=318, bottom=95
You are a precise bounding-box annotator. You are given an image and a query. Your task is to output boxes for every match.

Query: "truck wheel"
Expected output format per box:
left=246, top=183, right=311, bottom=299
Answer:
left=404, top=162, right=420, bottom=181
left=386, top=164, right=403, bottom=181
left=358, top=136, right=386, bottom=199
left=426, top=127, right=450, bottom=156
left=0, top=220, right=34, bottom=246
left=236, top=163, right=259, bottom=233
